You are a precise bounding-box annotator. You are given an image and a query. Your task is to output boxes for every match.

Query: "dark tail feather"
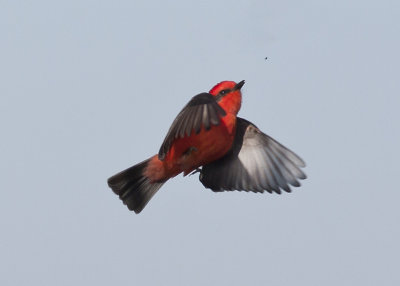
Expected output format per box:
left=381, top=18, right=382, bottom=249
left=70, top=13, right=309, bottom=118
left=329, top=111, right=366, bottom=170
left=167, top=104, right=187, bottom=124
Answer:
left=107, top=158, right=165, bottom=214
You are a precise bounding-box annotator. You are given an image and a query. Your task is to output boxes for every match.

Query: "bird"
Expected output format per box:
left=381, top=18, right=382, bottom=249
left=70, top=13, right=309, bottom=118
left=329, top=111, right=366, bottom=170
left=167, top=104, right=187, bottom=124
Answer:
left=107, top=80, right=306, bottom=213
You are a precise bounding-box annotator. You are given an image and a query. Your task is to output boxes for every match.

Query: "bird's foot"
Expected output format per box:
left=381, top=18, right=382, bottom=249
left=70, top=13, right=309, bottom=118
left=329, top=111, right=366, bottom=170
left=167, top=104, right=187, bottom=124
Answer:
left=189, top=168, right=202, bottom=176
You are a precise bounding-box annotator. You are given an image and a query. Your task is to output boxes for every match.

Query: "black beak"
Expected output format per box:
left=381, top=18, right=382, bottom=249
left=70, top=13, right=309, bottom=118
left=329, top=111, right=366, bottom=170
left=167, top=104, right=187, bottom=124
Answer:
left=234, top=80, right=245, bottom=91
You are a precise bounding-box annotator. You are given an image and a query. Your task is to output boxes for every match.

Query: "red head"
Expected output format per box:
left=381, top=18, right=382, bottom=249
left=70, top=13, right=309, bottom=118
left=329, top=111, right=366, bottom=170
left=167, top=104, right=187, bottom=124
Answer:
left=209, top=80, right=245, bottom=115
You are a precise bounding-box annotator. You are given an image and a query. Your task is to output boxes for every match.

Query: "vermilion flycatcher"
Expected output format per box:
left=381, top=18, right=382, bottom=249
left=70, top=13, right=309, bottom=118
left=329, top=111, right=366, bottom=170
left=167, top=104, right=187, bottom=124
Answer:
left=108, top=80, right=306, bottom=213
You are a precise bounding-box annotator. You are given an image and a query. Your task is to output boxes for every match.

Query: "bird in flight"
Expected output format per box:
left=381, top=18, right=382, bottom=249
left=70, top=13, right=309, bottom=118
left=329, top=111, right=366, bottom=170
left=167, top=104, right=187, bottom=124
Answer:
left=108, top=80, right=306, bottom=213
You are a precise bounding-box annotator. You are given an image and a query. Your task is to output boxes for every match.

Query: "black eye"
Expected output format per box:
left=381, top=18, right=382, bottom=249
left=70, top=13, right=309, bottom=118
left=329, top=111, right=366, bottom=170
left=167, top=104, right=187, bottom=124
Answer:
left=220, top=89, right=229, bottom=95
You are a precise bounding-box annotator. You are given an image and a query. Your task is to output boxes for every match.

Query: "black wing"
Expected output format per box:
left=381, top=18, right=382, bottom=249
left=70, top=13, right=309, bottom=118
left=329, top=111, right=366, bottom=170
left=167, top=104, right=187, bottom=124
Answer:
left=158, top=92, right=226, bottom=160
left=200, top=117, right=306, bottom=193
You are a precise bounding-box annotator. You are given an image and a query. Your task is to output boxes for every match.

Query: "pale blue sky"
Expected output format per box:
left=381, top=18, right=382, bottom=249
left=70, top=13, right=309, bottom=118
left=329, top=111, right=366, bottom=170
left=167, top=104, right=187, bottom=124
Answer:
left=1, top=1, right=400, bottom=285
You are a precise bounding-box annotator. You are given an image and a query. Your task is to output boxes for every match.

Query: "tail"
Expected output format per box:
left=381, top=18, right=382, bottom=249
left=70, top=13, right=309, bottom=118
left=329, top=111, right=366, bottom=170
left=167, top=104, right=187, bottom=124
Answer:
left=107, top=158, right=166, bottom=214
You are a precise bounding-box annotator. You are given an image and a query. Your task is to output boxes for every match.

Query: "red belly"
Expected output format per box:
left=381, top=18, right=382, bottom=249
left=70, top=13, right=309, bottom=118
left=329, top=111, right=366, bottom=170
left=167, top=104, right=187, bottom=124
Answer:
left=145, top=114, right=236, bottom=182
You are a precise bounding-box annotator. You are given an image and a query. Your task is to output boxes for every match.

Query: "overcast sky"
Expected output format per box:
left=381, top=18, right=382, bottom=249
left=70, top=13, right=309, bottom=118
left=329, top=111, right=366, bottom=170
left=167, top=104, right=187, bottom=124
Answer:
left=1, top=1, right=400, bottom=285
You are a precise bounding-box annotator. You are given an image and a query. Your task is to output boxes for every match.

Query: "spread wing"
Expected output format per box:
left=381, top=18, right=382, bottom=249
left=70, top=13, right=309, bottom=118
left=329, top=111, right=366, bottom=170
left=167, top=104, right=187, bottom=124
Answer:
left=199, top=117, right=306, bottom=193
left=158, top=92, right=226, bottom=160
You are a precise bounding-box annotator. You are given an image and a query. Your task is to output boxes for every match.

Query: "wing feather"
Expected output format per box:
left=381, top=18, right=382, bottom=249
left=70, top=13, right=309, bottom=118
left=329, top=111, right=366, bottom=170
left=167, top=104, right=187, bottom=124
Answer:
left=200, top=117, right=306, bottom=194
left=158, top=93, right=226, bottom=160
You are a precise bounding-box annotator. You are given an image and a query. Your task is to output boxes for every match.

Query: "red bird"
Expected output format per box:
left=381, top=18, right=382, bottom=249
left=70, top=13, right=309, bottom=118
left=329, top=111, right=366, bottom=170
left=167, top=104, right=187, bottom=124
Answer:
left=108, top=80, right=306, bottom=213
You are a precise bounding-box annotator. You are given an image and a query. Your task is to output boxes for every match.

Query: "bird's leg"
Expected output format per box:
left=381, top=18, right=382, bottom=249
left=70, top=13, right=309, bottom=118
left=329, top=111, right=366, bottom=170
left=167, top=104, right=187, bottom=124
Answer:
left=189, top=167, right=202, bottom=176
